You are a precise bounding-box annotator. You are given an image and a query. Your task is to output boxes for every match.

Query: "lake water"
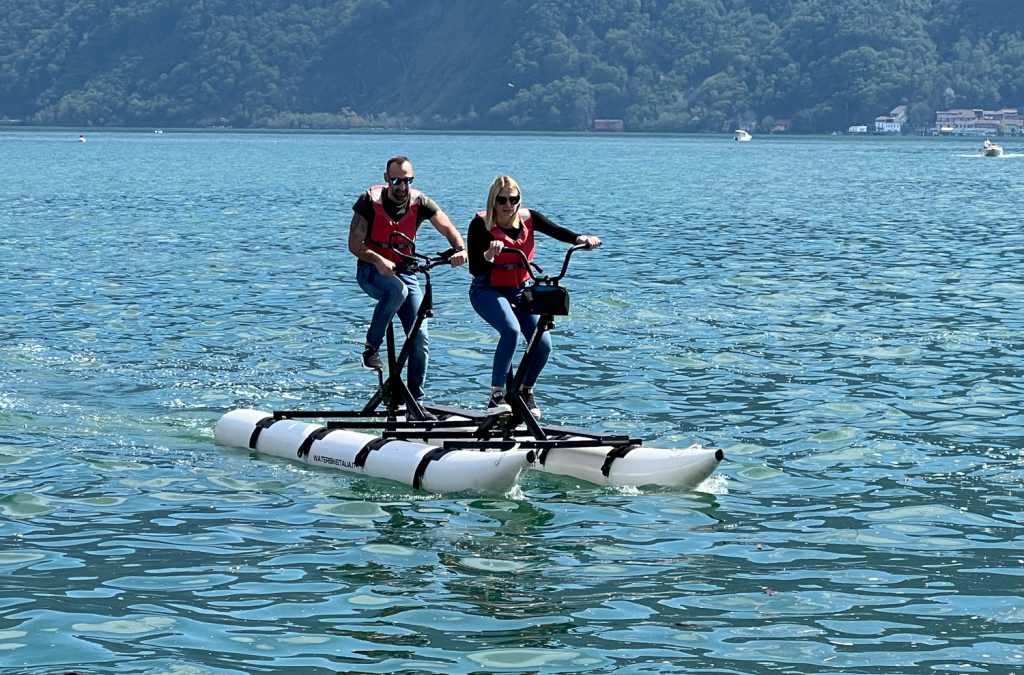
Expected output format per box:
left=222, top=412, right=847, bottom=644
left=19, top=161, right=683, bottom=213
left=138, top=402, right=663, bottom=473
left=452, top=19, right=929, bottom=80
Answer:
left=2, top=130, right=1023, bottom=674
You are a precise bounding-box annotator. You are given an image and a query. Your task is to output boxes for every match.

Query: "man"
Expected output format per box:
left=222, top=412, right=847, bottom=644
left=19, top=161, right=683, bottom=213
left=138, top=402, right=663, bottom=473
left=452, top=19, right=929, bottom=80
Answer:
left=348, top=156, right=467, bottom=401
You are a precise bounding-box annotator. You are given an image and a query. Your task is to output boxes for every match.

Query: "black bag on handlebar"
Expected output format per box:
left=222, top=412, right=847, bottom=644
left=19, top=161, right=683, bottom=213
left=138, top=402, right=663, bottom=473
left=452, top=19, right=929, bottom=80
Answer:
left=519, top=284, right=570, bottom=316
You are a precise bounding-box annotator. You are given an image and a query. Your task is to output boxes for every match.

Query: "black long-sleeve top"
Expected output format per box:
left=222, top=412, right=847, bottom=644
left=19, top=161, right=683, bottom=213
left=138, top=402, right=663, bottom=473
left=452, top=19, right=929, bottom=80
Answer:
left=467, top=209, right=580, bottom=277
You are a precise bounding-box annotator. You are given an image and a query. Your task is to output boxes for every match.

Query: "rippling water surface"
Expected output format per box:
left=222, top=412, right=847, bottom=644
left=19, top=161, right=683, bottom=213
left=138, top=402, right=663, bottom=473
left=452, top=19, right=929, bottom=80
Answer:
left=2, top=130, right=1024, bottom=674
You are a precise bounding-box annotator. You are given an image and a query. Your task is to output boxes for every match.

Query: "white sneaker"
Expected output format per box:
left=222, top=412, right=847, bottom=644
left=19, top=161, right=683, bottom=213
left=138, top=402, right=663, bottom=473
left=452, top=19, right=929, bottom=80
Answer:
left=487, top=391, right=512, bottom=414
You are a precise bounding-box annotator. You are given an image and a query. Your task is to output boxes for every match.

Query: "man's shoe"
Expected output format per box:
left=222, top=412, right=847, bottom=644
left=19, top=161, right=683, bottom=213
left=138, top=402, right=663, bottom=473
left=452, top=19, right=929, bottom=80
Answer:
left=361, top=345, right=383, bottom=371
left=520, top=389, right=541, bottom=419
left=487, top=391, right=512, bottom=414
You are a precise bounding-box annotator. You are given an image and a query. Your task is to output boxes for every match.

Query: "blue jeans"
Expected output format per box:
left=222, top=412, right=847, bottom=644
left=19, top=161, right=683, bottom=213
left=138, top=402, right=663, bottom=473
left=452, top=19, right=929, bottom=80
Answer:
left=356, top=262, right=427, bottom=400
left=469, top=275, right=552, bottom=390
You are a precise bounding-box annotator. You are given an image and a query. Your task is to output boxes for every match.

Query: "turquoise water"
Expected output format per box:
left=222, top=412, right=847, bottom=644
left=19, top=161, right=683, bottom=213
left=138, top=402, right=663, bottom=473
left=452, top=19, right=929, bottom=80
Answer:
left=2, top=130, right=1023, bottom=674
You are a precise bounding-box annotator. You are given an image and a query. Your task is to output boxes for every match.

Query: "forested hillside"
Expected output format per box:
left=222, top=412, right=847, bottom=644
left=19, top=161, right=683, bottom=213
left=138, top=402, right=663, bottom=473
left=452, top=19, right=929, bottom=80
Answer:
left=1, top=0, right=1022, bottom=132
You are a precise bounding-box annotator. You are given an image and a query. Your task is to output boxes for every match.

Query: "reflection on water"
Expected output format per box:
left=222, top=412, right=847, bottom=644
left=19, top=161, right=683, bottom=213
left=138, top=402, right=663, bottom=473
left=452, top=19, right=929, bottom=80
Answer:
left=1, top=131, right=1023, bottom=674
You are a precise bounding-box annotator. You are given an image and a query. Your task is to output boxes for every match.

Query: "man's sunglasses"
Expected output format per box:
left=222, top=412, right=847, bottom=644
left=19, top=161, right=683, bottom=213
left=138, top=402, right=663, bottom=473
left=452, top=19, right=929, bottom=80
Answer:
left=388, top=177, right=415, bottom=186
left=495, top=194, right=521, bottom=206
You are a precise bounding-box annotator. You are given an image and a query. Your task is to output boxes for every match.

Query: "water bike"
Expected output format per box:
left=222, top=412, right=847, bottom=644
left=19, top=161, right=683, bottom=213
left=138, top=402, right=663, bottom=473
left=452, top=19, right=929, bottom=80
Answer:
left=215, top=234, right=723, bottom=493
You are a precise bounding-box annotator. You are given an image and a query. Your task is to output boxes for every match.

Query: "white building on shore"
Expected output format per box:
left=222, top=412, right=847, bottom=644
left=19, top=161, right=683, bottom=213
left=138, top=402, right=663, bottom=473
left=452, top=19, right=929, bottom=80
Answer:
left=875, top=106, right=908, bottom=133
left=935, top=108, right=1023, bottom=135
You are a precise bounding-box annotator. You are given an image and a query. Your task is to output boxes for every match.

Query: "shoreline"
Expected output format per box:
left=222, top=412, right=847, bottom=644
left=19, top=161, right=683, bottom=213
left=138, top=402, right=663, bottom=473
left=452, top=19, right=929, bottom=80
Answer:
left=0, top=125, right=1010, bottom=140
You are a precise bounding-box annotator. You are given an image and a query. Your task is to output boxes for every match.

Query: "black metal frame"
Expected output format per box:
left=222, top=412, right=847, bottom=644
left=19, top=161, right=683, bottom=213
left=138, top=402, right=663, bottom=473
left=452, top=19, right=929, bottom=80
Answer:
left=273, top=242, right=644, bottom=468
left=361, top=232, right=452, bottom=422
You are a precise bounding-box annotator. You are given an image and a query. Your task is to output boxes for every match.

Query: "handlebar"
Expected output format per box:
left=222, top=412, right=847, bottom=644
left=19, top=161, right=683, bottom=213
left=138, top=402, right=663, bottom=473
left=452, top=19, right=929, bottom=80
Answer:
left=385, top=232, right=590, bottom=280
left=503, top=244, right=588, bottom=284
left=387, top=232, right=455, bottom=271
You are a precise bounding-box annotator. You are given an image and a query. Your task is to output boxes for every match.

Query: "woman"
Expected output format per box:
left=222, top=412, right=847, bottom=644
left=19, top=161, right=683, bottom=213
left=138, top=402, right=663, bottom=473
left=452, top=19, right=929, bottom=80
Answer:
left=468, top=175, right=601, bottom=416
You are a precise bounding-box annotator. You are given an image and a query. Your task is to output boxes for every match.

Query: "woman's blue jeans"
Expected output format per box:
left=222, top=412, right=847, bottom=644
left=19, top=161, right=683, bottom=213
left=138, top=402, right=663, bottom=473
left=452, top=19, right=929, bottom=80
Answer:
left=469, top=275, right=552, bottom=390
left=356, top=261, right=427, bottom=400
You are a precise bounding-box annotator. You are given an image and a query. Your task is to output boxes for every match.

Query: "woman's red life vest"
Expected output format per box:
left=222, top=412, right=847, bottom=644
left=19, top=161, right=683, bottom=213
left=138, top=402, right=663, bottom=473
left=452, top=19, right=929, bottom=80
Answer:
left=366, top=185, right=421, bottom=264
left=481, top=209, right=535, bottom=287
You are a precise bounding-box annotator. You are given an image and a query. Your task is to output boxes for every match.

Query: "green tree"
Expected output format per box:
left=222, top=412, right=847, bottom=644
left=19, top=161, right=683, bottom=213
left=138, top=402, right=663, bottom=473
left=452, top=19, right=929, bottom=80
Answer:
left=1, top=0, right=1023, bottom=131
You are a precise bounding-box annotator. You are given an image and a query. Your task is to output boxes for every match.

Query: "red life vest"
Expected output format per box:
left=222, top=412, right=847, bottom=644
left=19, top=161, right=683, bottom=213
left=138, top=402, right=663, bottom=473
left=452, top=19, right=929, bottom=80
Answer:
left=366, top=185, right=421, bottom=264
left=481, top=209, right=535, bottom=287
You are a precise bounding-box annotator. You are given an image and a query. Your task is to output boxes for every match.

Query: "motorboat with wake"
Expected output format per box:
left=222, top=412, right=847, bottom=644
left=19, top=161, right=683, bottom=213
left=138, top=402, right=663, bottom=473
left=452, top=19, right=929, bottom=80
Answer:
left=734, top=130, right=752, bottom=142
left=215, top=234, right=723, bottom=493
left=984, top=139, right=1003, bottom=157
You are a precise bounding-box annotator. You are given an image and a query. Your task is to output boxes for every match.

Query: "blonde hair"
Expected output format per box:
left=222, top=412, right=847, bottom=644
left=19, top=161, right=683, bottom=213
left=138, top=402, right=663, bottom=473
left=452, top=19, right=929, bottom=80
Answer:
left=484, top=175, right=522, bottom=231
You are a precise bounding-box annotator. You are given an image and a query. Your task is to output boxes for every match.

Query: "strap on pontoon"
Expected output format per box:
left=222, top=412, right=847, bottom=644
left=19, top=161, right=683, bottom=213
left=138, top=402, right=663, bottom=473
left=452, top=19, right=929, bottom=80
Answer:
left=412, top=447, right=457, bottom=490
left=600, top=444, right=640, bottom=477
left=248, top=416, right=279, bottom=449
left=354, top=437, right=394, bottom=468
left=296, top=427, right=339, bottom=459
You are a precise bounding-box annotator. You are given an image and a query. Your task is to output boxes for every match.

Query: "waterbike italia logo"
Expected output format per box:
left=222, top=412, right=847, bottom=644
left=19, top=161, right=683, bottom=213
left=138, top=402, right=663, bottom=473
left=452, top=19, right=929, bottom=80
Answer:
left=313, top=455, right=355, bottom=469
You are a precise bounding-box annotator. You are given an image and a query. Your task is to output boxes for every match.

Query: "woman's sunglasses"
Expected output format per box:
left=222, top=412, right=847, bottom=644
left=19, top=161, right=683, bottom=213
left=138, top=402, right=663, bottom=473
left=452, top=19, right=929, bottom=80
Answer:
left=495, top=195, right=521, bottom=206
left=388, top=177, right=415, bottom=186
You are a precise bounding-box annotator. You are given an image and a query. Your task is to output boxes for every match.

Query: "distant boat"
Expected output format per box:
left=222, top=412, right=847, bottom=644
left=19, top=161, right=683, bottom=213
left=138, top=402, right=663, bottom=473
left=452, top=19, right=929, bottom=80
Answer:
left=734, top=130, right=752, bottom=142
left=77, top=135, right=86, bottom=143
left=154, top=129, right=163, bottom=134
left=983, top=139, right=1003, bottom=157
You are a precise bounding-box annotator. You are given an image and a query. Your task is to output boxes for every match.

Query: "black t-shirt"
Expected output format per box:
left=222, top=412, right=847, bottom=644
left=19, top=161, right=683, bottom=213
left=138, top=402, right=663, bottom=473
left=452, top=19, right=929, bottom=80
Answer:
left=352, top=189, right=440, bottom=241
left=467, top=209, right=580, bottom=277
